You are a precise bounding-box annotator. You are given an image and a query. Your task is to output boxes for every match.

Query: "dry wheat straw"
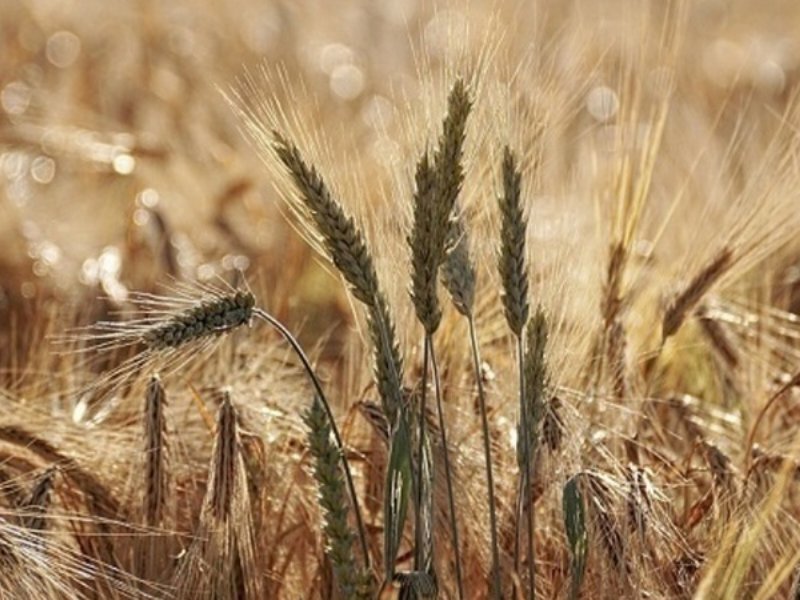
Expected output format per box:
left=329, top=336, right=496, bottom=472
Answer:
left=304, top=395, right=372, bottom=599
left=662, top=247, right=733, bottom=341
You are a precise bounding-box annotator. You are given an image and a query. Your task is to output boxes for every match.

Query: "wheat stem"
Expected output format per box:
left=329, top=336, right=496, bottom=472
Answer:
left=467, top=315, right=502, bottom=599
left=252, top=308, right=370, bottom=571
left=429, top=335, right=464, bottom=599
left=414, top=337, right=431, bottom=572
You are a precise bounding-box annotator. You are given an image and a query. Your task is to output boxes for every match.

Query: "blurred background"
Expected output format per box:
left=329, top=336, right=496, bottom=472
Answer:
left=2, top=0, right=800, bottom=370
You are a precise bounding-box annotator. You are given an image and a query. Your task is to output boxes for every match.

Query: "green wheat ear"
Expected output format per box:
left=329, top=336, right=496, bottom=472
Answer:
left=563, top=475, right=588, bottom=600
left=304, top=395, right=373, bottom=600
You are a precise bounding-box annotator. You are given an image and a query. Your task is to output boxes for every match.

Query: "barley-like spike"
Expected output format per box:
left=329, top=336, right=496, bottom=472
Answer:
left=625, top=466, right=649, bottom=539
left=519, top=307, right=549, bottom=470
left=143, top=376, right=169, bottom=527
left=662, top=247, right=733, bottom=341
left=409, top=79, right=472, bottom=334
left=432, top=78, right=471, bottom=214
left=409, top=153, right=444, bottom=333
left=272, top=131, right=381, bottom=306
left=210, top=392, right=239, bottom=521
left=441, top=217, right=476, bottom=317
left=498, top=146, right=530, bottom=337
left=143, top=290, right=256, bottom=350
left=305, top=395, right=372, bottom=600
left=272, top=131, right=404, bottom=422
left=20, top=466, right=57, bottom=533
left=176, top=392, right=261, bottom=599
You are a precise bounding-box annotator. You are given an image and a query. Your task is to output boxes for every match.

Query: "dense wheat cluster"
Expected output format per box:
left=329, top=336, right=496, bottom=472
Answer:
left=2, top=0, right=800, bottom=598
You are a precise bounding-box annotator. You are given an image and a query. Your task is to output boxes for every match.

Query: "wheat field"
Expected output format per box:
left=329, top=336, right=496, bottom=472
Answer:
left=1, top=1, right=800, bottom=598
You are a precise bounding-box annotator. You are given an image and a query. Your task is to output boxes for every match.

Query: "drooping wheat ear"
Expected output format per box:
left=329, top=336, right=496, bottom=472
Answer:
left=272, top=131, right=404, bottom=422
left=304, top=395, right=373, bottom=600
left=143, top=376, right=168, bottom=527
left=662, top=247, right=733, bottom=342
left=409, top=153, right=443, bottom=333
left=498, top=146, right=530, bottom=337
left=143, top=290, right=256, bottom=350
left=441, top=217, right=476, bottom=317
left=20, top=466, right=57, bottom=534
left=176, top=392, right=261, bottom=599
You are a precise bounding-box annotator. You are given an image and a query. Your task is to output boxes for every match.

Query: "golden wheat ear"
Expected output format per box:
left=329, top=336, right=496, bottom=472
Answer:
left=174, top=392, right=262, bottom=599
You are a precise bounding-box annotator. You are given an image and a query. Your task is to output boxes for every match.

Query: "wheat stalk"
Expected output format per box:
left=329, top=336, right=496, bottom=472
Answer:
left=442, top=211, right=501, bottom=598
